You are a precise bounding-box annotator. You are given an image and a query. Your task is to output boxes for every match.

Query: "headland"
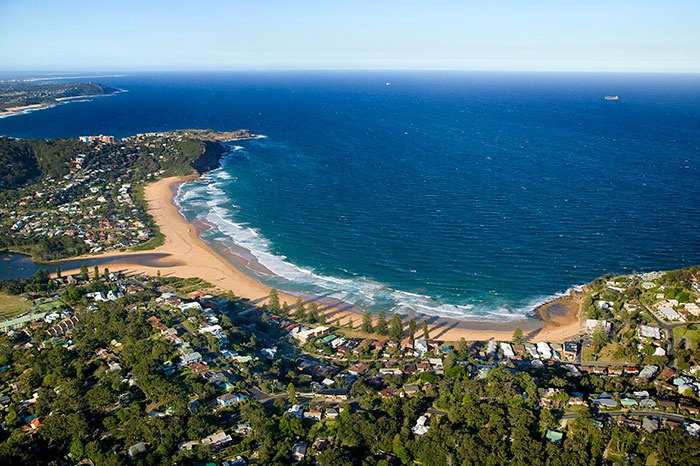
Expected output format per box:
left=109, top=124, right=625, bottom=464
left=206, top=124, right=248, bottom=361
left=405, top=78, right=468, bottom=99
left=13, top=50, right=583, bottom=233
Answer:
left=0, top=80, right=118, bottom=117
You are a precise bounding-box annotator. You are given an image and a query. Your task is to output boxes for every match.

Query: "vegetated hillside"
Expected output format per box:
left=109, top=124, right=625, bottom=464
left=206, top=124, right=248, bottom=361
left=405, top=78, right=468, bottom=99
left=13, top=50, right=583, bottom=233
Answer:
left=0, top=138, right=41, bottom=190
left=0, top=81, right=117, bottom=111
left=0, top=135, right=227, bottom=192
left=0, top=137, right=84, bottom=190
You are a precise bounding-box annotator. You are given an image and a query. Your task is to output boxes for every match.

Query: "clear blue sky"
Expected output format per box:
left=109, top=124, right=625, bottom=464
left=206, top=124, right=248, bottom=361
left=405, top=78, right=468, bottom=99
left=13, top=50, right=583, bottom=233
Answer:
left=1, top=0, right=698, bottom=73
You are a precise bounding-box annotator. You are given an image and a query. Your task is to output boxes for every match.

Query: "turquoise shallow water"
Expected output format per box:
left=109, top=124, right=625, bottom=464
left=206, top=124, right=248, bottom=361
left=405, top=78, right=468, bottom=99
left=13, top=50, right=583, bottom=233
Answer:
left=1, top=71, right=699, bottom=320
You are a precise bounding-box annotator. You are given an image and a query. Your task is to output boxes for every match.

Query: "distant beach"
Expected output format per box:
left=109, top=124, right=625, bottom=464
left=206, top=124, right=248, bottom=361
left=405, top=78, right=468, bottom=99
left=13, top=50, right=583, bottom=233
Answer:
left=0, top=90, right=123, bottom=119
left=59, top=176, right=583, bottom=343
left=0, top=103, right=54, bottom=118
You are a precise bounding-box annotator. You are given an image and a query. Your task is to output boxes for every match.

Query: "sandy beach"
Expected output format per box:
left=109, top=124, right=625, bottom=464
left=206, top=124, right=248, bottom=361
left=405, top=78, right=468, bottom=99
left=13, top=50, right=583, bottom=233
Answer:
left=61, top=175, right=583, bottom=343
left=0, top=103, right=52, bottom=118
left=1, top=94, right=109, bottom=118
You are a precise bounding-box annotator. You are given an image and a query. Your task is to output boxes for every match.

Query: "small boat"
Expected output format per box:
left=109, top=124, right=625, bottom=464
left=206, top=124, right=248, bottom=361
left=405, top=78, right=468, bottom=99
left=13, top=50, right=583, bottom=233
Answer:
left=604, top=95, right=619, bottom=101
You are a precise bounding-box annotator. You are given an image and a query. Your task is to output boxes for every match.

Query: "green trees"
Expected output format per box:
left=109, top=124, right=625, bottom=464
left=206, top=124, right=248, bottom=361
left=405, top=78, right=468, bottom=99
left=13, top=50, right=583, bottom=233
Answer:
left=267, top=288, right=280, bottom=313
left=582, top=293, right=597, bottom=318
left=4, top=406, right=20, bottom=429
left=422, top=320, right=430, bottom=339
left=592, top=322, right=609, bottom=353
left=362, top=311, right=373, bottom=333
left=375, top=310, right=388, bottom=335
left=0, top=137, right=41, bottom=189
left=409, top=319, right=417, bottom=340
left=31, top=269, right=50, bottom=292
left=29, top=236, right=90, bottom=262
left=512, top=326, right=525, bottom=344
left=0, top=137, right=85, bottom=190
left=457, top=337, right=468, bottom=359
left=293, top=298, right=305, bottom=321
left=389, top=313, right=403, bottom=340
left=287, top=382, right=298, bottom=404
left=69, top=437, right=85, bottom=461
left=317, top=446, right=354, bottom=466
left=307, top=301, right=319, bottom=323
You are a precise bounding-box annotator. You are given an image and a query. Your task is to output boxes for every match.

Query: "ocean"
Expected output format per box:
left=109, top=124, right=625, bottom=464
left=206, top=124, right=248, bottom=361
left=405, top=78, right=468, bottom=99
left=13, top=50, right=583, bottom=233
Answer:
left=1, top=71, right=699, bottom=320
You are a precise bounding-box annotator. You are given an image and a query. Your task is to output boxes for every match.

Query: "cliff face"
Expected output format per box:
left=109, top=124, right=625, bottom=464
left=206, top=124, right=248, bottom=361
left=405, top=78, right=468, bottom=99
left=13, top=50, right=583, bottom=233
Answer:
left=190, top=140, right=227, bottom=174
left=187, top=129, right=255, bottom=174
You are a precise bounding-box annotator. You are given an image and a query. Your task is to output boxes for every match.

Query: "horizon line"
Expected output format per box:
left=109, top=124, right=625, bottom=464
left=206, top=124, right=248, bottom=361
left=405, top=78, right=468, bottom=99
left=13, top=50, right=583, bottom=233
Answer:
left=2, top=68, right=700, bottom=76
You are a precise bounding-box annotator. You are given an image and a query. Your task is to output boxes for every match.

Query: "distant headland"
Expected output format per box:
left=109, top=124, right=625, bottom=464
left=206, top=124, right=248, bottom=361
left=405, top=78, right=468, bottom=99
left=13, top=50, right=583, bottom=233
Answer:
left=0, top=80, right=119, bottom=117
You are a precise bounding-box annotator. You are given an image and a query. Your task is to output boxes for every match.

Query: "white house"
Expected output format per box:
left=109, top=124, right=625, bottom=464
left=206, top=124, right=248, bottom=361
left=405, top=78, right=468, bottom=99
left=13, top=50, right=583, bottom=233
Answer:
left=486, top=340, right=498, bottom=357
left=500, top=342, right=515, bottom=359
left=638, top=325, right=662, bottom=340
left=180, top=352, right=202, bottom=366
left=414, top=339, right=429, bottom=356
left=217, top=393, right=246, bottom=407
left=286, top=404, right=303, bottom=419
left=536, top=342, right=552, bottom=360
left=201, top=431, right=232, bottom=447
left=179, top=301, right=203, bottom=313
left=658, top=307, right=682, bottom=321
left=412, top=414, right=430, bottom=436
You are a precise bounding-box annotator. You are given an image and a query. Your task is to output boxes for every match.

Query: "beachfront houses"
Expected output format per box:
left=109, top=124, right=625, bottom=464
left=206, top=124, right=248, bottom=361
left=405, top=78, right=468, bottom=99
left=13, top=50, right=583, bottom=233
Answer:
left=292, top=326, right=330, bottom=344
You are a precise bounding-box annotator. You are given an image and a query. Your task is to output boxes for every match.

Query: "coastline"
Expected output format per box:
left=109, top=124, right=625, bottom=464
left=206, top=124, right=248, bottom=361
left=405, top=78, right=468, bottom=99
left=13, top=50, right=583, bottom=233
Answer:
left=60, top=175, right=583, bottom=343
left=0, top=92, right=121, bottom=119
left=0, top=103, right=53, bottom=118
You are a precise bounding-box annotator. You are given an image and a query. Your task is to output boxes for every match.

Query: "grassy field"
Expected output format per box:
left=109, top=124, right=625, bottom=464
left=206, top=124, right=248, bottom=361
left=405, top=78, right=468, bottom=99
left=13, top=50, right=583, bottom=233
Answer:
left=159, top=276, right=215, bottom=295
left=581, top=342, right=630, bottom=363
left=0, top=293, right=32, bottom=321
left=674, top=324, right=700, bottom=350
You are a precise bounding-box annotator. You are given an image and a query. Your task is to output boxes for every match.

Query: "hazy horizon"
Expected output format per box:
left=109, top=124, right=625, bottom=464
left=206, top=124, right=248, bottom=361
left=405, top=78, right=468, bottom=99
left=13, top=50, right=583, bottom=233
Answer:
left=1, top=1, right=699, bottom=74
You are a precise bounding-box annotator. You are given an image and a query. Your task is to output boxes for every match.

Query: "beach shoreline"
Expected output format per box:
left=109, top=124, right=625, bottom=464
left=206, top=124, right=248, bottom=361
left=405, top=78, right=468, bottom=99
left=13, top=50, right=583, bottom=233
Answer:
left=1, top=91, right=122, bottom=119
left=0, top=103, right=53, bottom=118
left=60, top=175, right=583, bottom=343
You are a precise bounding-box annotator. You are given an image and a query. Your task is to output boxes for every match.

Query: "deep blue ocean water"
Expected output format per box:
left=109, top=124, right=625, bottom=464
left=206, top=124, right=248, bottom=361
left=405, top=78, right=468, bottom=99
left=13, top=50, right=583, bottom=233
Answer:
left=1, top=71, right=699, bottom=320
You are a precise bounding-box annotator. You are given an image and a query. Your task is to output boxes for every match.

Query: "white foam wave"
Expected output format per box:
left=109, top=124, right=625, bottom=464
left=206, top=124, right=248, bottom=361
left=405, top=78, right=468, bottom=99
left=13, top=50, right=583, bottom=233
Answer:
left=394, top=289, right=431, bottom=300
left=0, top=104, right=57, bottom=119
left=177, top=175, right=583, bottom=322
left=213, top=171, right=234, bottom=181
